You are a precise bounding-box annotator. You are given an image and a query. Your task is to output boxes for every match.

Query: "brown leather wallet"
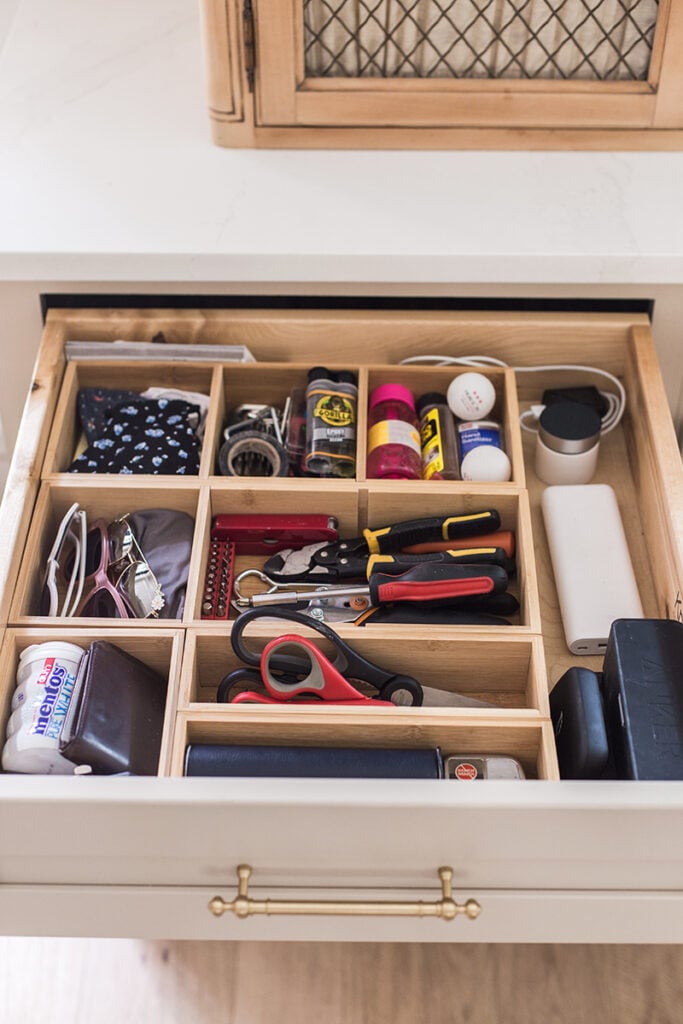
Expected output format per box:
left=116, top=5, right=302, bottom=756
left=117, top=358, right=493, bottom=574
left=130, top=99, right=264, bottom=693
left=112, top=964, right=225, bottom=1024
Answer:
left=59, top=641, right=167, bottom=775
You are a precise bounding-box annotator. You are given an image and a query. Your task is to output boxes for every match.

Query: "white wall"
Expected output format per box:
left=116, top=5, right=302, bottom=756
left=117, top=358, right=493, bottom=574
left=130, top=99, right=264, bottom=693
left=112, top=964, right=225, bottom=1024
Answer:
left=0, top=0, right=20, bottom=54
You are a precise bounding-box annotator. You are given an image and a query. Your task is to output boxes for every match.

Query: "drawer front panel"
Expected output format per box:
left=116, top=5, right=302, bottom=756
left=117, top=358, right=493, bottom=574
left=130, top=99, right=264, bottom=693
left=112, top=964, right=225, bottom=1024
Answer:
left=2, top=883, right=683, bottom=943
left=1, top=777, right=683, bottom=893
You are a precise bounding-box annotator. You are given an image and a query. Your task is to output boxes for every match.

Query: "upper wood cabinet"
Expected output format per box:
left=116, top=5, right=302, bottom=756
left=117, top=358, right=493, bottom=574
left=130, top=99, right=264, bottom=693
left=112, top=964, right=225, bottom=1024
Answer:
left=200, top=0, right=683, bottom=148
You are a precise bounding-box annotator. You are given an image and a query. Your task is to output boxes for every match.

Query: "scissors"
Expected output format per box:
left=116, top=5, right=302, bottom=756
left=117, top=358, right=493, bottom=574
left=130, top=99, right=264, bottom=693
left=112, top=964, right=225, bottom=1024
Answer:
left=217, top=606, right=424, bottom=706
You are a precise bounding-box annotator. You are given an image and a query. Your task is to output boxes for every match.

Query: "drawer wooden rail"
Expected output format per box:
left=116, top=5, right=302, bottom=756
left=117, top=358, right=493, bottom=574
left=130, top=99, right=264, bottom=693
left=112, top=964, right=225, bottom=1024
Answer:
left=208, top=865, right=482, bottom=921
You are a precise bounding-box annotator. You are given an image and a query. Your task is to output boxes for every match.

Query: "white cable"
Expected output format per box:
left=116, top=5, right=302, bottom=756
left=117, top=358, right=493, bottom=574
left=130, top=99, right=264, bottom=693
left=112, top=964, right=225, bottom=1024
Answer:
left=519, top=409, right=540, bottom=434
left=399, top=354, right=508, bottom=368
left=511, top=364, right=626, bottom=433
left=399, top=355, right=626, bottom=434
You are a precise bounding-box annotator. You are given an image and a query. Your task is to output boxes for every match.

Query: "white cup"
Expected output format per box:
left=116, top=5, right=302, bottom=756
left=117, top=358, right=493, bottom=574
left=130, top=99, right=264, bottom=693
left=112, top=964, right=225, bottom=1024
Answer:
left=534, top=402, right=602, bottom=486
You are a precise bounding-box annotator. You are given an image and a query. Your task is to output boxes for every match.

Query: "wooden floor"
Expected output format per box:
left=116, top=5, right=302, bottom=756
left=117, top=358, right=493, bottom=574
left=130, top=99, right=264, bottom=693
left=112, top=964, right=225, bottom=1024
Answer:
left=1, top=940, right=682, bottom=1023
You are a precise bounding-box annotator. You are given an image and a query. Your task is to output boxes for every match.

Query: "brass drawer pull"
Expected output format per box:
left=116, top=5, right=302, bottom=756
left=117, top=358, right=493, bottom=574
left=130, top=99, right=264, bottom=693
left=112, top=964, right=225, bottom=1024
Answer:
left=208, top=865, right=481, bottom=921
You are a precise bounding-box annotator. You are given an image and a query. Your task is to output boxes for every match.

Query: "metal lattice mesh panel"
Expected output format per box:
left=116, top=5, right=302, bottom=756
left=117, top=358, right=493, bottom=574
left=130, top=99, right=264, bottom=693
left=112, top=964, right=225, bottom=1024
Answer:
left=303, top=0, right=660, bottom=80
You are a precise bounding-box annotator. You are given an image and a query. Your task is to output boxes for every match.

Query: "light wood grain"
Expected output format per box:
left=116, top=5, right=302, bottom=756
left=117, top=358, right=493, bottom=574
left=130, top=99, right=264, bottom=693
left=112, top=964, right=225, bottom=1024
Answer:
left=2, top=938, right=683, bottom=1024
left=211, top=119, right=683, bottom=148
left=294, top=86, right=655, bottom=129
left=0, top=319, right=68, bottom=626
left=201, top=0, right=683, bottom=147
left=624, top=326, right=683, bottom=622
left=199, top=0, right=243, bottom=120
left=254, top=0, right=298, bottom=123
left=653, top=0, right=683, bottom=127
left=47, top=308, right=644, bottom=370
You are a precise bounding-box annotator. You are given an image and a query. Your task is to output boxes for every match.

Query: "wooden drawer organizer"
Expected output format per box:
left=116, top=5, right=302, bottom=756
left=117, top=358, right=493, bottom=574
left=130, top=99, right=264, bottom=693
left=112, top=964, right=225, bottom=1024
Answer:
left=2, top=307, right=682, bottom=787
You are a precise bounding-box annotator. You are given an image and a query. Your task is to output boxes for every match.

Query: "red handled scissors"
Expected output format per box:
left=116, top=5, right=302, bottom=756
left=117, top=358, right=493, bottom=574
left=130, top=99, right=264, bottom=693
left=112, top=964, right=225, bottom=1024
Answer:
left=217, top=606, right=423, bottom=706
left=231, top=634, right=393, bottom=705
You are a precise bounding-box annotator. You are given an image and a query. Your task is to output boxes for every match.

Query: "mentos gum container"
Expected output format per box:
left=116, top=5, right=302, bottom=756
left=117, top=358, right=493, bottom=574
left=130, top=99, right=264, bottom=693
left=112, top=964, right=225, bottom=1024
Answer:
left=456, top=419, right=503, bottom=461
left=2, top=642, right=85, bottom=774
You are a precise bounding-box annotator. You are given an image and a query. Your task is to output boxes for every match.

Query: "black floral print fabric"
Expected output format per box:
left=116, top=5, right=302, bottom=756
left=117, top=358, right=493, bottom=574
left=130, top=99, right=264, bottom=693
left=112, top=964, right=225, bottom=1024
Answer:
left=68, top=398, right=202, bottom=475
left=77, top=387, right=142, bottom=443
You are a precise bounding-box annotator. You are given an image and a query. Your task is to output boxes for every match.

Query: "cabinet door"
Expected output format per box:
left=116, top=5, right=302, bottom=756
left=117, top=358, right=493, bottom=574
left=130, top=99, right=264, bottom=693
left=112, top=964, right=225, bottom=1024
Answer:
left=2, top=776, right=683, bottom=940
left=255, top=0, right=683, bottom=131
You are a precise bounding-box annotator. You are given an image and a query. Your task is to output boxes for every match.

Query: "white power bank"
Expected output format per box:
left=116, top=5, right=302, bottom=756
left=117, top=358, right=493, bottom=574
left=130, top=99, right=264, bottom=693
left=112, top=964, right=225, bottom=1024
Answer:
left=541, top=484, right=643, bottom=655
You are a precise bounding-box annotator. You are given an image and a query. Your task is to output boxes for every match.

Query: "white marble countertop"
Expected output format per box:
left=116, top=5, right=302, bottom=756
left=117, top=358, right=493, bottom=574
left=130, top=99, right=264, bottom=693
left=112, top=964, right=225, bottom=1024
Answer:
left=1, top=0, right=683, bottom=285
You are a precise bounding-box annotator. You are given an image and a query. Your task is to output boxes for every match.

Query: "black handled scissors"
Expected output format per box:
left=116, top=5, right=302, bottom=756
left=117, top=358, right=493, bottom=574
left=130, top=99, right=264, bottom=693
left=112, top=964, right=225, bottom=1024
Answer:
left=217, top=606, right=423, bottom=706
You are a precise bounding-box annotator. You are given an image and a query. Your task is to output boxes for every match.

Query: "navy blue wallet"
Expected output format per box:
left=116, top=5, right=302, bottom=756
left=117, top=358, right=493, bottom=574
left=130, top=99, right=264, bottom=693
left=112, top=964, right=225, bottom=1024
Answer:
left=184, top=744, right=443, bottom=779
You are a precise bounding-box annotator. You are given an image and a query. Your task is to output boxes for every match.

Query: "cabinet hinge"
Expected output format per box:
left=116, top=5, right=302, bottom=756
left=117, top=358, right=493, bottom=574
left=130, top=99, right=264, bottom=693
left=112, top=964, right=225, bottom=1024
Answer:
left=243, top=0, right=256, bottom=93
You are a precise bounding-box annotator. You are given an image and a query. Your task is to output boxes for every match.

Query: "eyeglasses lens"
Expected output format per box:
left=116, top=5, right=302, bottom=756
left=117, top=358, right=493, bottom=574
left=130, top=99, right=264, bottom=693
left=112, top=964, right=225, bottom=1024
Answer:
left=64, top=526, right=102, bottom=580
left=84, top=529, right=103, bottom=577
left=116, top=561, right=162, bottom=618
left=80, top=588, right=123, bottom=618
left=108, top=518, right=134, bottom=567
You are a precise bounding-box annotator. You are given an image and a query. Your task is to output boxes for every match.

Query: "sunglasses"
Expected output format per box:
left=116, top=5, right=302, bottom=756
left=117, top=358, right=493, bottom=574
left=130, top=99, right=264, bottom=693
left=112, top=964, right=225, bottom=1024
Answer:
left=40, top=502, right=87, bottom=617
left=41, top=506, right=165, bottom=619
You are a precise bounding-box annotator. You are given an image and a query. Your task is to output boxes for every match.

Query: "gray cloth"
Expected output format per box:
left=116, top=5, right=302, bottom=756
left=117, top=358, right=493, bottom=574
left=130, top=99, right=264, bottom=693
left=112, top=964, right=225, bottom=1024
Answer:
left=128, top=509, right=195, bottom=620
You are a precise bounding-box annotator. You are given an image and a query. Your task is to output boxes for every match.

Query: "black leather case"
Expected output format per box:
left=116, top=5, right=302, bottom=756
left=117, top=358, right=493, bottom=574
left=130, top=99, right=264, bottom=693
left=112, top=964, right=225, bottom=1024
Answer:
left=60, top=641, right=167, bottom=775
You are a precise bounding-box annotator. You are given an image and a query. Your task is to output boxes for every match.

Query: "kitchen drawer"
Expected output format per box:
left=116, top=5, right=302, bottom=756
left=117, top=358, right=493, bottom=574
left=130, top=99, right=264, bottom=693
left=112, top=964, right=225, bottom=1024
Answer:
left=0, top=306, right=681, bottom=942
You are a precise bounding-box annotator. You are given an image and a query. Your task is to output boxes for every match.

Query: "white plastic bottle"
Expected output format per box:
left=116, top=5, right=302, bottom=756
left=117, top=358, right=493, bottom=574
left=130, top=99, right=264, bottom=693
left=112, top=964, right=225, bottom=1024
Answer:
left=2, top=642, right=85, bottom=774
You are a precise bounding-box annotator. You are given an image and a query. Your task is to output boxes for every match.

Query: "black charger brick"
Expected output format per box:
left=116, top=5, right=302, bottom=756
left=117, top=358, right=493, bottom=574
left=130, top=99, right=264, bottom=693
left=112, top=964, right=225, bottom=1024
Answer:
left=602, top=619, right=683, bottom=780
left=550, top=667, right=609, bottom=779
left=541, top=385, right=610, bottom=419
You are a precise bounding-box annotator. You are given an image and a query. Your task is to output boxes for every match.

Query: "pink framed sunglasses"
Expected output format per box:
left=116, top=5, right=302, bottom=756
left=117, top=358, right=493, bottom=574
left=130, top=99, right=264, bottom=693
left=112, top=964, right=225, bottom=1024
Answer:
left=74, top=515, right=165, bottom=619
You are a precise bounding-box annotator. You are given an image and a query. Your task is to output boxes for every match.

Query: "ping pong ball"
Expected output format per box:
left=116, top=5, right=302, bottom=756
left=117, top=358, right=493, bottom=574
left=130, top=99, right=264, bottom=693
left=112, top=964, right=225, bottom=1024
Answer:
left=447, top=373, right=496, bottom=420
left=460, top=446, right=512, bottom=482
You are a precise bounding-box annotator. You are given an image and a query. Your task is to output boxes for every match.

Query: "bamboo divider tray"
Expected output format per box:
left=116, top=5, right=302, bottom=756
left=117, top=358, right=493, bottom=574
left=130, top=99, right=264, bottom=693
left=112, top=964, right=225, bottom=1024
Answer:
left=42, top=359, right=523, bottom=484
left=172, top=709, right=556, bottom=781
left=1, top=307, right=682, bottom=786
left=0, top=628, right=184, bottom=777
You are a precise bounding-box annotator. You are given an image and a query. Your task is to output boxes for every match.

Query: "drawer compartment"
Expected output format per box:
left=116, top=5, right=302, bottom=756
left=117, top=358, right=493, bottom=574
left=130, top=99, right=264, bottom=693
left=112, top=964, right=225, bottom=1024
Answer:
left=189, top=479, right=359, bottom=623
left=364, top=484, right=537, bottom=631
left=192, top=482, right=532, bottom=628
left=210, top=362, right=362, bottom=480
left=0, top=627, right=184, bottom=776
left=44, top=360, right=217, bottom=477
left=44, top=356, right=523, bottom=486
left=173, top=709, right=555, bottom=780
left=174, top=626, right=555, bottom=778
left=9, top=481, right=202, bottom=627
left=364, top=363, right=523, bottom=485
left=178, top=628, right=549, bottom=714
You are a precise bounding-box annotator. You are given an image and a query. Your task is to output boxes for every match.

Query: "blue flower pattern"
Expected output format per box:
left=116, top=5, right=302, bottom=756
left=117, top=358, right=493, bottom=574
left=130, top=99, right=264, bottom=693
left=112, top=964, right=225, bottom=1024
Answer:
left=68, top=398, right=201, bottom=475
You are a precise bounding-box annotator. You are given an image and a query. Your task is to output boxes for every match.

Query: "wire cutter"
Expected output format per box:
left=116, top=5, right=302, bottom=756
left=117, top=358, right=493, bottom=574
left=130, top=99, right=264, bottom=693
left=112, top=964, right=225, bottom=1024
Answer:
left=263, top=509, right=504, bottom=583
left=235, top=560, right=509, bottom=610
left=217, top=606, right=424, bottom=706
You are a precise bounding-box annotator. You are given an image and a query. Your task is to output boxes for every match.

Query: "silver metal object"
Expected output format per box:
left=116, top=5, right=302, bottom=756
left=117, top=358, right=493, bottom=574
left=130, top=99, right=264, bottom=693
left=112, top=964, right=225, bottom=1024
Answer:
left=65, top=341, right=255, bottom=363
left=232, top=570, right=370, bottom=620
left=233, top=571, right=371, bottom=610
